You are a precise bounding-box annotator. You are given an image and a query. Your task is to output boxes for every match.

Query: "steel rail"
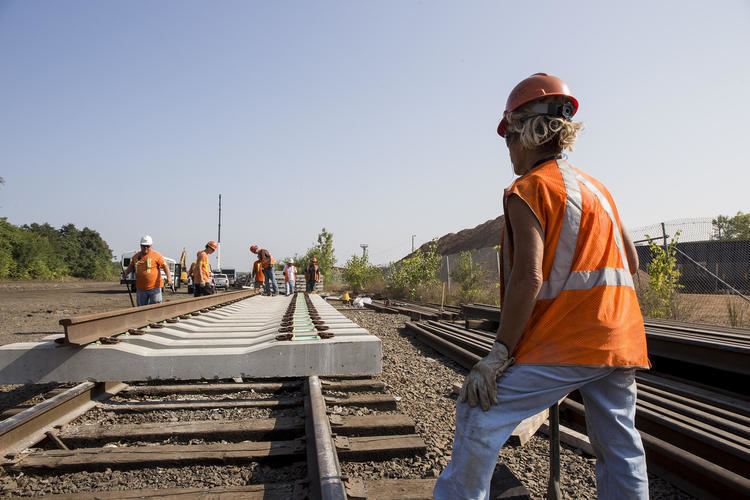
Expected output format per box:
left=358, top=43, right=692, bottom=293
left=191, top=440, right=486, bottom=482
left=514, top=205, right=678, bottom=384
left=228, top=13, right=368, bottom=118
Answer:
left=306, top=376, right=347, bottom=500
left=0, top=381, right=126, bottom=457
left=458, top=303, right=750, bottom=376
left=60, top=289, right=257, bottom=345
left=560, top=398, right=750, bottom=499
left=403, top=322, right=481, bottom=369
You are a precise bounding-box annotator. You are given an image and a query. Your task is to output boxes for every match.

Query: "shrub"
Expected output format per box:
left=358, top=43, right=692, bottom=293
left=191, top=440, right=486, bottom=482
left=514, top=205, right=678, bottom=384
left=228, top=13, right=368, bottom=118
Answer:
left=385, top=240, right=441, bottom=300
left=342, top=253, right=381, bottom=294
left=640, top=233, right=682, bottom=319
left=451, top=251, right=486, bottom=304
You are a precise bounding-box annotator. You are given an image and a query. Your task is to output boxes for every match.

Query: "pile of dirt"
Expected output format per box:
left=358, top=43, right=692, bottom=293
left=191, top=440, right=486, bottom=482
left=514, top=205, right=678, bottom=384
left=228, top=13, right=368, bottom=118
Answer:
left=414, top=215, right=504, bottom=257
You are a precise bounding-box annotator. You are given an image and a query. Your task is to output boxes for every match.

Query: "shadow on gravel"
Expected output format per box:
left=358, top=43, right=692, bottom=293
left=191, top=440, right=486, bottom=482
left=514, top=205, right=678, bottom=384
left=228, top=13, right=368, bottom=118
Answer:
left=79, top=289, right=130, bottom=294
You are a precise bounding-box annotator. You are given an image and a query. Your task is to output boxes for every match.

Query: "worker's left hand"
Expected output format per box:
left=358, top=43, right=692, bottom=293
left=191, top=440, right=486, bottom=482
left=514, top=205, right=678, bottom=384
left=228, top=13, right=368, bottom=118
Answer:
left=459, top=341, right=514, bottom=411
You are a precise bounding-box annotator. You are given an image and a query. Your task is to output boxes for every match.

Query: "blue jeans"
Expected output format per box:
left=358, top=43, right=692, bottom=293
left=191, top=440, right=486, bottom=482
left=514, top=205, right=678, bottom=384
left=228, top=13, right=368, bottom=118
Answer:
left=285, top=280, right=295, bottom=295
left=136, top=288, right=162, bottom=306
left=434, top=365, right=648, bottom=500
left=263, top=268, right=278, bottom=295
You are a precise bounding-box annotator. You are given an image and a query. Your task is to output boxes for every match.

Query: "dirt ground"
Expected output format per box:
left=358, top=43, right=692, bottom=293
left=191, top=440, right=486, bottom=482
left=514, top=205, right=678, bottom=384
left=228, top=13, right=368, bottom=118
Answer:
left=0, top=280, right=203, bottom=413
left=0, top=280, right=197, bottom=346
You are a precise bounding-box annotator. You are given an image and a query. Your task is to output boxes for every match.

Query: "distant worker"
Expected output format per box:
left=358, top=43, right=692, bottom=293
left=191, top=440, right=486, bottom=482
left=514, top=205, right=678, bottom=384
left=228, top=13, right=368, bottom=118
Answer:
left=121, top=235, right=172, bottom=306
left=283, top=259, right=297, bottom=296
left=305, top=256, right=320, bottom=293
left=250, top=251, right=265, bottom=290
left=250, top=245, right=278, bottom=296
left=434, top=73, right=649, bottom=499
left=341, top=290, right=352, bottom=305
left=193, top=240, right=218, bottom=297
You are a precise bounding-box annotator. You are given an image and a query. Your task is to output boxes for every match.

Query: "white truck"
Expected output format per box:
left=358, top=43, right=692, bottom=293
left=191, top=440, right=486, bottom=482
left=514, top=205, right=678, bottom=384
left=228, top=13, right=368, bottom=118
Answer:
left=213, top=272, right=229, bottom=291
left=121, top=251, right=176, bottom=293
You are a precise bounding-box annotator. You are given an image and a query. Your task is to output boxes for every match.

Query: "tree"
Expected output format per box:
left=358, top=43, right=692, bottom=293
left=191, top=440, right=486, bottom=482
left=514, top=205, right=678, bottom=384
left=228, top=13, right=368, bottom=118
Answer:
left=712, top=212, right=750, bottom=241
left=385, top=240, right=441, bottom=300
left=641, top=232, right=682, bottom=319
left=0, top=219, right=116, bottom=280
left=301, top=228, right=336, bottom=282
left=451, top=251, right=486, bottom=303
left=343, top=253, right=380, bottom=293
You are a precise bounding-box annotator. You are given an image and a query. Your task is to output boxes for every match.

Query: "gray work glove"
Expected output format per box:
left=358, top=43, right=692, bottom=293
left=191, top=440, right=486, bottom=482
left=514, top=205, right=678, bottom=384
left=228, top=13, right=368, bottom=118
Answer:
left=459, top=341, right=514, bottom=411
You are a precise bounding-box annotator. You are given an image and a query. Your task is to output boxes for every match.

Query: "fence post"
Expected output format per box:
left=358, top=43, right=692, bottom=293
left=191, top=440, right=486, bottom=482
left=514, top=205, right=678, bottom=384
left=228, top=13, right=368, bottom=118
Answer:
left=661, top=222, right=668, bottom=253
left=446, top=255, right=451, bottom=295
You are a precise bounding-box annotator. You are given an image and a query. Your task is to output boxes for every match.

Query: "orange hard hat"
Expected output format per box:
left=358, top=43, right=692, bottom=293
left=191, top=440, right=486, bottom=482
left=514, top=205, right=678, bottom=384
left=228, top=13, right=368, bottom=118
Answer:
left=206, top=240, right=218, bottom=250
left=497, top=73, right=579, bottom=137
left=250, top=244, right=258, bottom=253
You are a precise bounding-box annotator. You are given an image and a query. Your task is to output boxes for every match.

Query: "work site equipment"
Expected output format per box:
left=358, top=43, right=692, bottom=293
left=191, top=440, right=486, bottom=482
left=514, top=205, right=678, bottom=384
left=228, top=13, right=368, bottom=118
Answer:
left=140, top=235, right=153, bottom=246
left=178, top=248, right=187, bottom=284
left=126, top=284, right=135, bottom=307
left=497, top=72, right=579, bottom=137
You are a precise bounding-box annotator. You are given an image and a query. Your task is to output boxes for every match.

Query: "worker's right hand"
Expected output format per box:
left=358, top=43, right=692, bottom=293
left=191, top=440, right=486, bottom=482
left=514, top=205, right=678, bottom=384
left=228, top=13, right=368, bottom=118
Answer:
left=459, top=342, right=513, bottom=411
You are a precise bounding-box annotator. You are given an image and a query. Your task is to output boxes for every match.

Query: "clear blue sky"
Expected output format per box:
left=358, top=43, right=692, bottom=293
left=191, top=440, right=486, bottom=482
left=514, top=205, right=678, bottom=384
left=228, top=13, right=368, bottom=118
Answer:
left=1, top=1, right=748, bottom=270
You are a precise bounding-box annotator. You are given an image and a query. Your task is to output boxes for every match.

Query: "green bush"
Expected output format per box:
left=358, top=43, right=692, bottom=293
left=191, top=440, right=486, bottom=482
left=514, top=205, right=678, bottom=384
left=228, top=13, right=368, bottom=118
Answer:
left=343, top=253, right=381, bottom=294
left=641, top=233, right=682, bottom=319
left=451, top=251, right=486, bottom=304
left=385, top=240, right=441, bottom=300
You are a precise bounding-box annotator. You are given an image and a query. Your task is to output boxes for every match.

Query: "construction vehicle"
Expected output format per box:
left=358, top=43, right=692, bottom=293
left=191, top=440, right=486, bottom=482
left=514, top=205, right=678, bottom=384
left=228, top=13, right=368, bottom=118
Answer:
left=178, top=248, right=188, bottom=284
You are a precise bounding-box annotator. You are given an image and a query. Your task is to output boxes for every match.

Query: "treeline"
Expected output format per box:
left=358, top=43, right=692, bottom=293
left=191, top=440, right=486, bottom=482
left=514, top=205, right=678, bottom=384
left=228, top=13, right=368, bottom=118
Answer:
left=0, top=219, right=117, bottom=280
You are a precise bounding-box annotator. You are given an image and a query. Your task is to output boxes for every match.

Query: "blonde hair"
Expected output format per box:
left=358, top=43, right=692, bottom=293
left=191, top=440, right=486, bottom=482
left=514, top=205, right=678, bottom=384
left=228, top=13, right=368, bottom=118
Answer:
left=505, top=97, right=583, bottom=151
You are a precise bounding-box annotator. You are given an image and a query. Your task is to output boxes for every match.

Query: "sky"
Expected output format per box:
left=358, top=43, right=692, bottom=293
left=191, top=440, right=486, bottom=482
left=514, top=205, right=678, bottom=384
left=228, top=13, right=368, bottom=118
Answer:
left=1, top=1, right=748, bottom=270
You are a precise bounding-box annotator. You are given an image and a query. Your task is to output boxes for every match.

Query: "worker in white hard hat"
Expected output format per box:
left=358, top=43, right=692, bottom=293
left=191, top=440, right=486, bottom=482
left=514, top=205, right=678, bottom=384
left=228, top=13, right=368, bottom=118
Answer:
left=283, top=259, right=297, bottom=296
left=121, top=235, right=173, bottom=306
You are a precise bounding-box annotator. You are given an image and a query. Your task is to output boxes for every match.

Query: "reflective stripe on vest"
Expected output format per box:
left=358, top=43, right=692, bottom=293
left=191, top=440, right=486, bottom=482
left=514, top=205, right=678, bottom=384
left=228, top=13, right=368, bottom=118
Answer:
left=537, top=160, right=634, bottom=301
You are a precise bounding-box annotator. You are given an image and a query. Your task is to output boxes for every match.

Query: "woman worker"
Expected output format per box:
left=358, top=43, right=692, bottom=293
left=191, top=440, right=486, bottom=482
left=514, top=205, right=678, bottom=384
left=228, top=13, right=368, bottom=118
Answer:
left=434, top=73, right=650, bottom=499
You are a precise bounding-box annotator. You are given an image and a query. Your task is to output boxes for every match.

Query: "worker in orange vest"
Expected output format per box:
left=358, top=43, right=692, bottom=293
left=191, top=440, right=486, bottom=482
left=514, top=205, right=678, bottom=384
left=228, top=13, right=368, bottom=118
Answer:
left=250, top=245, right=278, bottom=296
left=435, top=74, right=649, bottom=499
left=193, top=240, right=218, bottom=297
left=250, top=253, right=265, bottom=291
left=121, top=235, right=172, bottom=306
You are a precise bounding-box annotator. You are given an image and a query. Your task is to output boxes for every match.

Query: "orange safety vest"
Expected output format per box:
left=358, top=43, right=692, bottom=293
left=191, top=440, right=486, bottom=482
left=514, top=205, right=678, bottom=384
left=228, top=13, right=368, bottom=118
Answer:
left=501, top=159, right=649, bottom=367
left=193, top=250, right=212, bottom=284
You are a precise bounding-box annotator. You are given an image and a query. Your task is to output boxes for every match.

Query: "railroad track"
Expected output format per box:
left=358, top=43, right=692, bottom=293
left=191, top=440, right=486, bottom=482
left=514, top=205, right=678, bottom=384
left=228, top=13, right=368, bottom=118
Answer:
left=458, top=302, right=750, bottom=380
left=396, top=314, right=750, bottom=499
left=0, top=376, right=433, bottom=498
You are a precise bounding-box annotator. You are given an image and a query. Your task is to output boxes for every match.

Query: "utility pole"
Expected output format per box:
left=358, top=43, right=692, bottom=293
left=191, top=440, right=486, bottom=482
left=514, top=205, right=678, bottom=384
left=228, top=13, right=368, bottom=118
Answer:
left=360, top=244, right=368, bottom=259
left=411, top=234, right=416, bottom=252
left=217, top=194, right=222, bottom=271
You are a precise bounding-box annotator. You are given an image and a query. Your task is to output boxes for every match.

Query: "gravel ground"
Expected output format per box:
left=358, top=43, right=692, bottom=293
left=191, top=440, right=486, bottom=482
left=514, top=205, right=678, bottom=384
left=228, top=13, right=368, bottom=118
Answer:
left=1, top=463, right=306, bottom=497
left=338, top=308, right=694, bottom=499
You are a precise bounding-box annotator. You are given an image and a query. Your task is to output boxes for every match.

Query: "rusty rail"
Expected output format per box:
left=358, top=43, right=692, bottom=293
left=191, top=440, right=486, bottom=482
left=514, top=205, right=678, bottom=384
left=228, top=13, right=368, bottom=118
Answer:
left=0, top=381, right=126, bottom=458
left=60, top=290, right=257, bottom=345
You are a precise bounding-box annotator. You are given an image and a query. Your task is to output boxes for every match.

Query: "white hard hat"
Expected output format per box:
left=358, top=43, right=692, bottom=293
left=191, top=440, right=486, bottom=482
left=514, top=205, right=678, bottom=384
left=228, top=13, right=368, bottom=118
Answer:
left=288, top=259, right=294, bottom=264
left=140, top=235, right=153, bottom=246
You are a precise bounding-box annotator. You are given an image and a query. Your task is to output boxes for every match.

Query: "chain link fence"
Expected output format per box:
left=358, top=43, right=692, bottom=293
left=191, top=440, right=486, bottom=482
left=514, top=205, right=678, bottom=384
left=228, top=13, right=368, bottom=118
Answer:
left=629, top=217, right=750, bottom=329
left=430, top=216, right=750, bottom=328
